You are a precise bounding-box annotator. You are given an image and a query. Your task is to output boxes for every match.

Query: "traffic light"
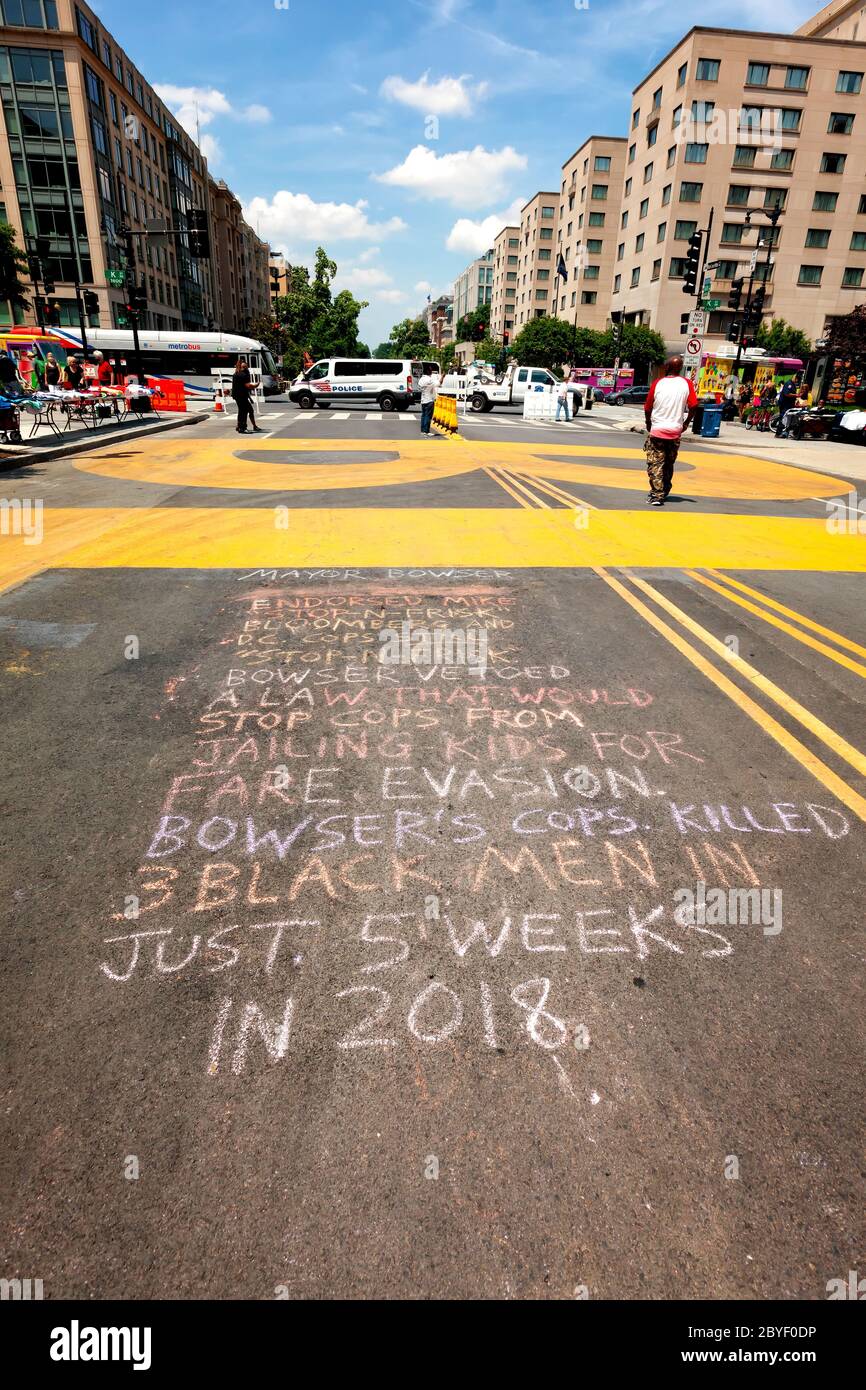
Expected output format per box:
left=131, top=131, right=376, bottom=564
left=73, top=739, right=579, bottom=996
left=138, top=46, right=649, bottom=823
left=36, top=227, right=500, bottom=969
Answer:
left=749, top=285, right=766, bottom=323
left=680, top=312, right=690, bottom=335
left=682, top=229, right=703, bottom=295
left=727, top=277, right=744, bottom=311
left=83, top=290, right=100, bottom=317
left=188, top=207, right=211, bottom=259
left=42, top=278, right=56, bottom=296
left=502, top=331, right=509, bottom=346
left=46, top=301, right=61, bottom=327
left=472, top=320, right=486, bottom=341
left=124, top=283, right=147, bottom=319
left=727, top=321, right=741, bottom=343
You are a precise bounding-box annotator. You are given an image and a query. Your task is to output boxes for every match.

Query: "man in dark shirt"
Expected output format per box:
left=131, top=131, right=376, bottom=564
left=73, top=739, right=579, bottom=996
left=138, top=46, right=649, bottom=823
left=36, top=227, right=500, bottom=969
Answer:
left=0, top=352, right=21, bottom=394
left=230, top=359, right=261, bottom=434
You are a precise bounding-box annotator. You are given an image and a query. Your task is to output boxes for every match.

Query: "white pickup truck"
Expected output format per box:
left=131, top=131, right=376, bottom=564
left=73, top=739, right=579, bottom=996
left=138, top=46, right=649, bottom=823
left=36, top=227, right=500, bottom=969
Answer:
left=442, top=364, right=582, bottom=414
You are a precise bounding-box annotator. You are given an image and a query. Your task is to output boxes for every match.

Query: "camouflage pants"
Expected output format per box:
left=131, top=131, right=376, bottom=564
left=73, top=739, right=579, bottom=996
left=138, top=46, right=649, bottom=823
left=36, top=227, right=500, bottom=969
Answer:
left=643, top=434, right=679, bottom=500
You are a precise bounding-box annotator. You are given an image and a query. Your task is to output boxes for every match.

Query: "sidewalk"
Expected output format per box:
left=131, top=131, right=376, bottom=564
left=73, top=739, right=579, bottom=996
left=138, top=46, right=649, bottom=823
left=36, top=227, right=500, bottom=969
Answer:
left=0, top=408, right=203, bottom=467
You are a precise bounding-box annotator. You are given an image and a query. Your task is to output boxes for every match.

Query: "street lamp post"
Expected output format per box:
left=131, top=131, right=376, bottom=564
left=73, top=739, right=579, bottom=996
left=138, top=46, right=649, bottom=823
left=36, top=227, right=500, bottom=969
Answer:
left=733, top=202, right=782, bottom=374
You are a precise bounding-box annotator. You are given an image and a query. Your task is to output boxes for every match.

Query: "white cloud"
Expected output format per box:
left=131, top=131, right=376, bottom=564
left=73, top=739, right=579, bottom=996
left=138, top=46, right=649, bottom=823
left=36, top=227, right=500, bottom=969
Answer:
left=358, top=246, right=381, bottom=263
left=242, top=103, right=272, bottom=124
left=154, top=84, right=272, bottom=144
left=375, top=144, right=526, bottom=209
left=340, top=266, right=394, bottom=288
left=378, top=289, right=407, bottom=303
left=380, top=71, right=488, bottom=117
left=415, top=279, right=432, bottom=294
left=244, top=191, right=406, bottom=253
left=445, top=196, right=525, bottom=256
left=199, top=133, right=223, bottom=168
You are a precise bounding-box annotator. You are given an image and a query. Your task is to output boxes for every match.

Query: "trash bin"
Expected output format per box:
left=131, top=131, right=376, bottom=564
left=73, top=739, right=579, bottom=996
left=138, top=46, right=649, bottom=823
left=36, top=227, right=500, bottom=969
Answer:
left=700, top=403, right=723, bottom=438
left=584, top=393, right=592, bottom=411
left=691, top=404, right=705, bottom=435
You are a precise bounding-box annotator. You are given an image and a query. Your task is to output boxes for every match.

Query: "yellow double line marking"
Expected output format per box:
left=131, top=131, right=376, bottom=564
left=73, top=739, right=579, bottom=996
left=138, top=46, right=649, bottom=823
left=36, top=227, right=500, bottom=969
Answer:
left=688, top=568, right=866, bottom=680
left=596, top=567, right=866, bottom=822
left=483, top=464, right=593, bottom=513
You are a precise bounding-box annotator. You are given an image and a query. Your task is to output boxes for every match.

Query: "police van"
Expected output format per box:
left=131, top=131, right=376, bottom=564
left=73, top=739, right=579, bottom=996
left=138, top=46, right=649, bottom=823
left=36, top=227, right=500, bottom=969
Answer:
left=289, top=357, right=421, bottom=411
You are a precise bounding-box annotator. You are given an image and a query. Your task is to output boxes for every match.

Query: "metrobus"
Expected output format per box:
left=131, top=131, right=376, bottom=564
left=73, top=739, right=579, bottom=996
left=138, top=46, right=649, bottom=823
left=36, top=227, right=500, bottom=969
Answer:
left=0, top=326, right=281, bottom=398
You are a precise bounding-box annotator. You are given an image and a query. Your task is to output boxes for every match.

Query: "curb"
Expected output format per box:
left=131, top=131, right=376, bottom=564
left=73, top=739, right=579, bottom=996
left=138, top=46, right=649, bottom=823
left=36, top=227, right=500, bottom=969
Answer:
left=0, top=410, right=204, bottom=469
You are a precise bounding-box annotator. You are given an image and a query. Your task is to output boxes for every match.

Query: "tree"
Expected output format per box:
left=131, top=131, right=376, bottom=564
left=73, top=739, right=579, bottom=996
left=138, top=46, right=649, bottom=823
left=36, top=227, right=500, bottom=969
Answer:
left=471, top=335, right=500, bottom=364
left=0, top=221, right=29, bottom=311
left=455, top=304, right=490, bottom=343
left=614, top=323, right=666, bottom=373
left=374, top=340, right=394, bottom=358
left=308, top=288, right=369, bottom=359
left=757, top=317, right=811, bottom=361
left=390, top=316, right=430, bottom=355
left=825, top=305, right=866, bottom=359
left=510, top=316, right=576, bottom=370
left=246, top=313, right=289, bottom=358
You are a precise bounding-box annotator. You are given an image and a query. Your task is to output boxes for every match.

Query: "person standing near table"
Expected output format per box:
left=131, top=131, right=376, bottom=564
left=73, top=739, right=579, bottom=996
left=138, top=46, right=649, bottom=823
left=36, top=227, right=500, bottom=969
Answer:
left=231, top=357, right=261, bottom=434
left=0, top=350, right=22, bottom=394
left=63, top=355, right=84, bottom=390
left=43, top=352, right=61, bottom=388
left=94, top=352, right=113, bottom=388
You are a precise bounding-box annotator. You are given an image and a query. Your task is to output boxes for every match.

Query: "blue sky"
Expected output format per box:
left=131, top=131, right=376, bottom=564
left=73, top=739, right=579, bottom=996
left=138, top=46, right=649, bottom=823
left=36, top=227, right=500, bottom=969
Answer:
left=92, top=0, right=816, bottom=348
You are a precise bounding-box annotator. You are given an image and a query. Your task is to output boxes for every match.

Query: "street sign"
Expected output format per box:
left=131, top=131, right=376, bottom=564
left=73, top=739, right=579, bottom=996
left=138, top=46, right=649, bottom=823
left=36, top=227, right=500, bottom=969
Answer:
left=703, top=276, right=712, bottom=294
left=686, top=336, right=703, bottom=361
left=749, top=250, right=758, bottom=273
left=105, top=269, right=124, bottom=286
left=702, top=298, right=721, bottom=310
left=688, top=310, right=706, bottom=335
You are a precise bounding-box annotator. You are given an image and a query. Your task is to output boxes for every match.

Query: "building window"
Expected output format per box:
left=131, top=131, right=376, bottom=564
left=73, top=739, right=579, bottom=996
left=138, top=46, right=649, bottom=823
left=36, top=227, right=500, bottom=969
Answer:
left=780, top=108, right=802, bottom=130
left=666, top=144, right=676, bottom=167
left=661, top=183, right=671, bottom=206
left=538, top=248, right=551, bottom=260
left=837, top=70, right=863, bottom=94
left=727, top=184, right=750, bottom=206
left=851, top=231, right=866, bottom=250
left=746, top=62, right=769, bottom=86
left=643, top=162, right=653, bottom=183
left=535, top=289, right=547, bottom=300
left=652, top=86, right=662, bottom=109
left=539, top=227, right=553, bottom=240
left=785, top=66, right=809, bottom=90
left=591, top=184, right=607, bottom=200
left=733, top=146, right=756, bottom=168
left=624, top=177, right=632, bottom=196
left=628, top=143, right=635, bottom=163
left=651, top=259, right=661, bottom=281
left=581, top=291, right=597, bottom=304
left=680, top=181, right=703, bottom=202
left=617, top=242, right=624, bottom=261
left=76, top=6, right=97, bottom=50
left=668, top=258, right=686, bottom=277
left=692, top=100, right=714, bottom=123
left=696, top=58, right=720, bottom=81
left=821, top=152, right=846, bottom=174
left=828, top=112, right=854, bottom=135
left=639, top=198, right=649, bottom=218
left=770, top=148, right=794, bottom=170
left=632, top=109, right=639, bottom=129
left=647, top=124, right=657, bottom=147
left=541, top=204, right=555, bottom=217
left=630, top=266, right=640, bottom=287
left=805, top=228, right=830, bottom=248
left=715, top=261, right=739, bottom=280
left=813, top=191, right=838, bottom=211
left=588, top=211, right=605, bottom=226
left=635, top=234, right=644, bottom=253
left=613, top=274, right=621, bottom=293
left=584, top=265, right=599, bottom=280
left=657, top=221, right=667, bottom=241
left=586, top=239, right=602, bottom=253
left=594, top=155, right=611, bottom=172
left=684, top=143, right=708, bottom=163
left=537, top=268, right=549, bottom=281
left=621, top=211, right=628, bottom=228
left=798, top=265, right=822, bottom=285
left=721, top=223, right=744, bottom=244
left=91, top=116, right=107, bottom=155
left=843, top=267, right=864, bottom=287
left=84, top=64, right=102, bottom=106
left=677, top=62, right=687, bottom=87
left=672, top=105, right=682, bottom=127
left=674, top=219, right=697, bottom=240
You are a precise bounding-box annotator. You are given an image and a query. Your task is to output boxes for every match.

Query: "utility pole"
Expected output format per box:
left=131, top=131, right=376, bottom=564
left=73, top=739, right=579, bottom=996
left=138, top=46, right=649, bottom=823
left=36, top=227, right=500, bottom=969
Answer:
left=120, top=225, right=146, bottom=385
left=73, top=281, right=90, bottom=361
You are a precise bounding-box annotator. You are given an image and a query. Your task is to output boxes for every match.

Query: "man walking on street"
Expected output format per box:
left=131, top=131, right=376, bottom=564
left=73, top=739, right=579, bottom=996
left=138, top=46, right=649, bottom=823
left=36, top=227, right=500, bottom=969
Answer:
left=555, top=377, right=570, bottom=422
left=643, top=356, right=697, bottom=506
left=418, top=366, right=437, bottom=435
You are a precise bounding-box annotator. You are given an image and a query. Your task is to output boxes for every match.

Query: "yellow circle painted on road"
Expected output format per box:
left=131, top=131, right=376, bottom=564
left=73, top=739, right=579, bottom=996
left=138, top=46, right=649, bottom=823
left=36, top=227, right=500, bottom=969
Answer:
left=74, top=435, right=850, bottom=501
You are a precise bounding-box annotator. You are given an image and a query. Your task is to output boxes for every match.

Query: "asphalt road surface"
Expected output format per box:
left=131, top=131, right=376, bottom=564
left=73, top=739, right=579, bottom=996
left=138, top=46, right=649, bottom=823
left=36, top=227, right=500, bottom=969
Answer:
left=1, top=400, right=864, bottom=1299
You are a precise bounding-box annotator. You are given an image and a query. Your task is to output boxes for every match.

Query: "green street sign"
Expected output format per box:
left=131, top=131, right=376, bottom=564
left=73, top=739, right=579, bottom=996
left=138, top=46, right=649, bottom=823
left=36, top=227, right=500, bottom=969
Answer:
left=702, top=298, right=721, bottom=310
left=105, top=269, right=125, bottom=286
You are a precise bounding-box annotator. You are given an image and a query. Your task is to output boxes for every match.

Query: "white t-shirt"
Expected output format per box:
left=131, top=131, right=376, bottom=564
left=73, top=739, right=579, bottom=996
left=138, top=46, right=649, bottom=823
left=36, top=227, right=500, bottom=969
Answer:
left=418, top=373, right=438, bottom=405
left=646, top=375, right=697, bottom=439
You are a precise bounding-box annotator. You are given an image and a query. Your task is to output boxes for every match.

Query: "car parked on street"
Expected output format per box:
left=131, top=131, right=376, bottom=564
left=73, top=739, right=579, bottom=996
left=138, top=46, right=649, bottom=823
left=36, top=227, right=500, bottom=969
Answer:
left=608, top=384, right=650, bottom=406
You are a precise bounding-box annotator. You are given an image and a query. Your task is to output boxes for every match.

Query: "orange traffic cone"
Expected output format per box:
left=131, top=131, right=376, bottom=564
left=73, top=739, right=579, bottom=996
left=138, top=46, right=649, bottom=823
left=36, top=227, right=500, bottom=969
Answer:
left=214, top=387, right=225, bottom=413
